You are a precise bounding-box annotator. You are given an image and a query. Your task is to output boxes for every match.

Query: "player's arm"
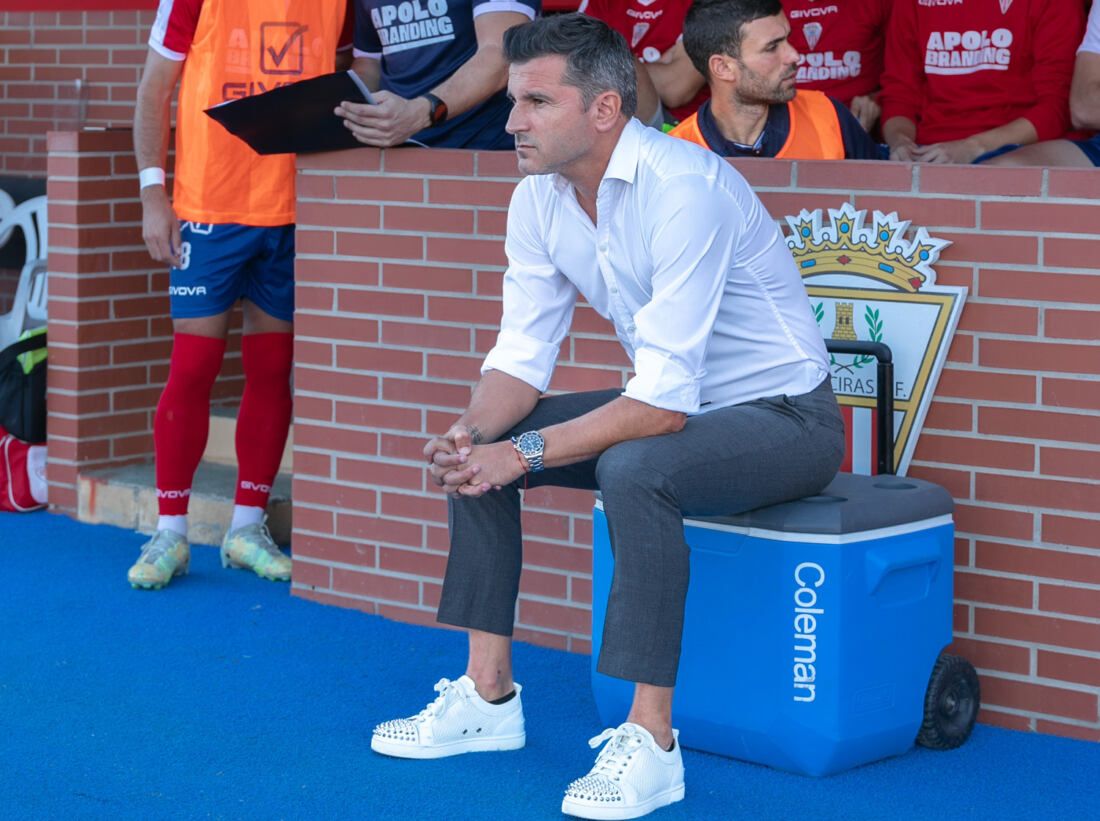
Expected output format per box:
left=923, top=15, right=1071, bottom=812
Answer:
left=134, top=49, right=184, bottom=266
left=339, top=10, right=530, bottom=146
left=1071, top=50, right=1100, bottom=130
left=645, top=39, right=706, bottom=110
left=428, top=11, right=530, bottom=123
left=351, top=55, right=382, bottom=91
left=879, top=0, right=923, bottom=161
left=634, top=59, right=662, bottom=126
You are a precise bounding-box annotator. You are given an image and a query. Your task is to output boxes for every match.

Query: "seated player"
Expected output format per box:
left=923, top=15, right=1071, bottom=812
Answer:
left=880, top=0, right=1085, bottom=163
left=987, top=1, right=1100, bottom=167
left=673, top=0, right=883, bottom=160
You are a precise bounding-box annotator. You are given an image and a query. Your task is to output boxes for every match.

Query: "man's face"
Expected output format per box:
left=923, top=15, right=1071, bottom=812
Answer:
left=732, top=13, right=800, bottom=105
left=505, top=55, right=598, bottom=177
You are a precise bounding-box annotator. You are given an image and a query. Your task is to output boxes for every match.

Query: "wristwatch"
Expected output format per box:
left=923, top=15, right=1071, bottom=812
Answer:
left=511, top=430, right=545, bottom=473
left=422, top=92, right=448, bottom=127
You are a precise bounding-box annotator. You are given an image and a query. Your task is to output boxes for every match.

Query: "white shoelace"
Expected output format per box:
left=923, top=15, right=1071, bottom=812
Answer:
left=254, top=523, right=281, bottom=556
left=140, top=531, right=179, bottom=563
left=414, top=678, right=468, bottom=723
left=231, top=521, right=283, bottom=558
left=587, top=725, right=646, bottom=781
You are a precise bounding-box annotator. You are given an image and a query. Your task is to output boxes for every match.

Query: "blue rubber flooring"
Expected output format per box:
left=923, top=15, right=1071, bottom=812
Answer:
left=1, top=511, right=1098, bottom=820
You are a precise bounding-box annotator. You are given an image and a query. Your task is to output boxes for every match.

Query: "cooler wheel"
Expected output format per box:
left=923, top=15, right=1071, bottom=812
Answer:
left=916, top=653, right=981, bottom=750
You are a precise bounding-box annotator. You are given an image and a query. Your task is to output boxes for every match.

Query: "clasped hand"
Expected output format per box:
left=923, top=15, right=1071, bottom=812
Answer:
left=424, top=425, right=525, bottom=499
left=889, top=135, right=983, bottom=164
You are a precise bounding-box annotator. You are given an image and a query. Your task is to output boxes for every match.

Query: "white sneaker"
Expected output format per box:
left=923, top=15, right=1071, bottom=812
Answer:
left=370, top=675, right=525, bottom=759
left=562, top=723, right=685, bottom=820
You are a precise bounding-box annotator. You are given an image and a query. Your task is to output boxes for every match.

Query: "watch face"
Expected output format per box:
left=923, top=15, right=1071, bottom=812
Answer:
left=515, top=431, right=543, bottom=455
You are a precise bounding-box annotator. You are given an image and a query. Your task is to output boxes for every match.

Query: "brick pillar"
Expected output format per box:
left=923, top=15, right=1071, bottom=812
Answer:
left=46, top=128, right=242, bottom=513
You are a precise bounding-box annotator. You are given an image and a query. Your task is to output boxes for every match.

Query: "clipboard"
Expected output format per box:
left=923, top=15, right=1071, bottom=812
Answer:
left=205, top=69, right=376, bottom=155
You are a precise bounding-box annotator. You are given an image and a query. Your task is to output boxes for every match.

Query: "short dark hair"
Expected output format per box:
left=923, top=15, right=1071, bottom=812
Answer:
left=683, top=0, right=784, bottom=79
left=502, top=13, right=638, bottom=119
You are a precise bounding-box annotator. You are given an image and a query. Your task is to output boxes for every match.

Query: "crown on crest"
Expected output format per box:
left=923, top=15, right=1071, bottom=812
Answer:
left=784, top=204, right=950, bottom=292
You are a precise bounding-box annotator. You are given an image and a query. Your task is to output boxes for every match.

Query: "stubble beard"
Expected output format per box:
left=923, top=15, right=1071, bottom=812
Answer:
left=736, top=65, right=798, bottom=106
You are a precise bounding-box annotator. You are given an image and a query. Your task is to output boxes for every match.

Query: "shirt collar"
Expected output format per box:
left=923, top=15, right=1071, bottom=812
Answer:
left=603, top=117, right=643, bottom=184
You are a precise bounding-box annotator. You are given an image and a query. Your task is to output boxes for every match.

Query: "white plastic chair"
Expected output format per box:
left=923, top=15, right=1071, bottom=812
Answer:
left=0, top=259, right=48, bottom=353
left=0, top=195, right=48, bottom=264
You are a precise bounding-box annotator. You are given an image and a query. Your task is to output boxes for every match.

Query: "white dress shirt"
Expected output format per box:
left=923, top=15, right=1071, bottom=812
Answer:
left=481, top=117, right=830, bottom=414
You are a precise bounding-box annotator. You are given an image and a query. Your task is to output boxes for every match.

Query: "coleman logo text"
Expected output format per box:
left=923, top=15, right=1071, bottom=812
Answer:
left=793, top=562, right=825, bottom=703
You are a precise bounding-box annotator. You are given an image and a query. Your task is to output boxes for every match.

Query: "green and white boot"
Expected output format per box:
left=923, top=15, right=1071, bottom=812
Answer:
left=128, top=530, right=190, bottom=590
left=220, top=520, right=291, bottom=582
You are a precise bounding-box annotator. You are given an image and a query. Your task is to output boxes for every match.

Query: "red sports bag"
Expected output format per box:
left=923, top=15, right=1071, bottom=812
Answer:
left=0, top=424, right=47, bottom=512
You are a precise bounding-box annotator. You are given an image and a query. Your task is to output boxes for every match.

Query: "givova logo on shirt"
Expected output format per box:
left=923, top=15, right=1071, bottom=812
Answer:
left=371, top=0, right=455, bottom=53
left=925, top=29, right=1013, bottom=75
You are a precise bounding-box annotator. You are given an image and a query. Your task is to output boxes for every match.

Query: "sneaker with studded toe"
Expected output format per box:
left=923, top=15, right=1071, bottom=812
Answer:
left=371, top=675, right=525, bottom=759
left=562, top=723, right=685, bottom=820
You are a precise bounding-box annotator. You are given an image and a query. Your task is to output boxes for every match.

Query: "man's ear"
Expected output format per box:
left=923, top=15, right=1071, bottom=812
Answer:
left=592, top=90, right=624, bottom=132
left=709, top=53, right=739, bottom=84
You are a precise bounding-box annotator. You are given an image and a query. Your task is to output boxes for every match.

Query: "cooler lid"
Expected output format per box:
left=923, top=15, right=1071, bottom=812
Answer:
left=690, top=472, right=954, bottom=535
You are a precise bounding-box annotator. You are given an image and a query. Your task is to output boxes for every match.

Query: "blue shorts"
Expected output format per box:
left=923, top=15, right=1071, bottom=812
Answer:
left=1072, top=134, right=1100, bottom=166
left=169, top=222, right=295, bottom=322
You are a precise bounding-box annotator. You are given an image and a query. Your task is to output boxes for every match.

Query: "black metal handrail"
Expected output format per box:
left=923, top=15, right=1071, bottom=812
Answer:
left=825, top=339, right=895, bottom=475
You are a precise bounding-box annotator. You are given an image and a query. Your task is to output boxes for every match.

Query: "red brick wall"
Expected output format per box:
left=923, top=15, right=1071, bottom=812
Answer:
left=0, top=267, right=19, bottom=313
left=46, top=129, right=242, bottom=512
left=0, top=6, right=155, bottom=177
left=291, top=150, right=1099, bottom=741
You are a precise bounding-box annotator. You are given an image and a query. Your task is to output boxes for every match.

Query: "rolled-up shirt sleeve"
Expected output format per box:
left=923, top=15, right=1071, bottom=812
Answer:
left=481, top=179, right=578, bottom=392
left=622, top=174, right=736, bottom=413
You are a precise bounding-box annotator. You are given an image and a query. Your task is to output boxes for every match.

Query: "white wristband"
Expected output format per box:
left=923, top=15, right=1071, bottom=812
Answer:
left=139, top=167, right=166, bottom=190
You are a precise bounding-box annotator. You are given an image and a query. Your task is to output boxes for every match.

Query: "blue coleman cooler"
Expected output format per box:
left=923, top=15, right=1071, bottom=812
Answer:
left=590, top=472, right=980, bottom=777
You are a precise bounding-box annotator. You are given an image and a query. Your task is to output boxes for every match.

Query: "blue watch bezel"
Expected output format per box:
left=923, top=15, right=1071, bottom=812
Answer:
left=511, top=430, right=545, bottom=473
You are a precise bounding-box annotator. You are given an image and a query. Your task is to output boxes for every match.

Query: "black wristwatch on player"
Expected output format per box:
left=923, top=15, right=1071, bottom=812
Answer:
left=422, top=92, right=448, bottom=127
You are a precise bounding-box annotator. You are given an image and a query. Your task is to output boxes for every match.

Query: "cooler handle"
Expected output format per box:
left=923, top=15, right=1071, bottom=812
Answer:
left=864, top=541, right=941, bottom=596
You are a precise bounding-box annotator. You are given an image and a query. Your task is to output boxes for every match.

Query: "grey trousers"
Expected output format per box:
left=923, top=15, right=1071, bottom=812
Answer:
left=437, top=378, right=846, bottom=687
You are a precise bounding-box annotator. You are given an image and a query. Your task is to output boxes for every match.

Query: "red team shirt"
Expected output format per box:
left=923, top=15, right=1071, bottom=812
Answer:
left=579, top=0, right=708, bottom=122
left=783, top=0, right=892, bottom=106
left=879, top=0, right=1085, bottom=145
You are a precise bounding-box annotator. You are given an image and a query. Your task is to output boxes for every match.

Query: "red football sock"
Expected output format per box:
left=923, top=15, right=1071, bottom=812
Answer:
left=154, top=333, right=227, bottom=516
left=234, top=333, right=293, bottom=509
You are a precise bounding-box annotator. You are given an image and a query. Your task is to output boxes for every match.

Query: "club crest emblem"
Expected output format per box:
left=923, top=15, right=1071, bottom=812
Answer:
left=803, top=22, right=823, bottom=51
left=786, top=204, right=966, bottom=475
left=632, top=22, right=650, bottom=49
